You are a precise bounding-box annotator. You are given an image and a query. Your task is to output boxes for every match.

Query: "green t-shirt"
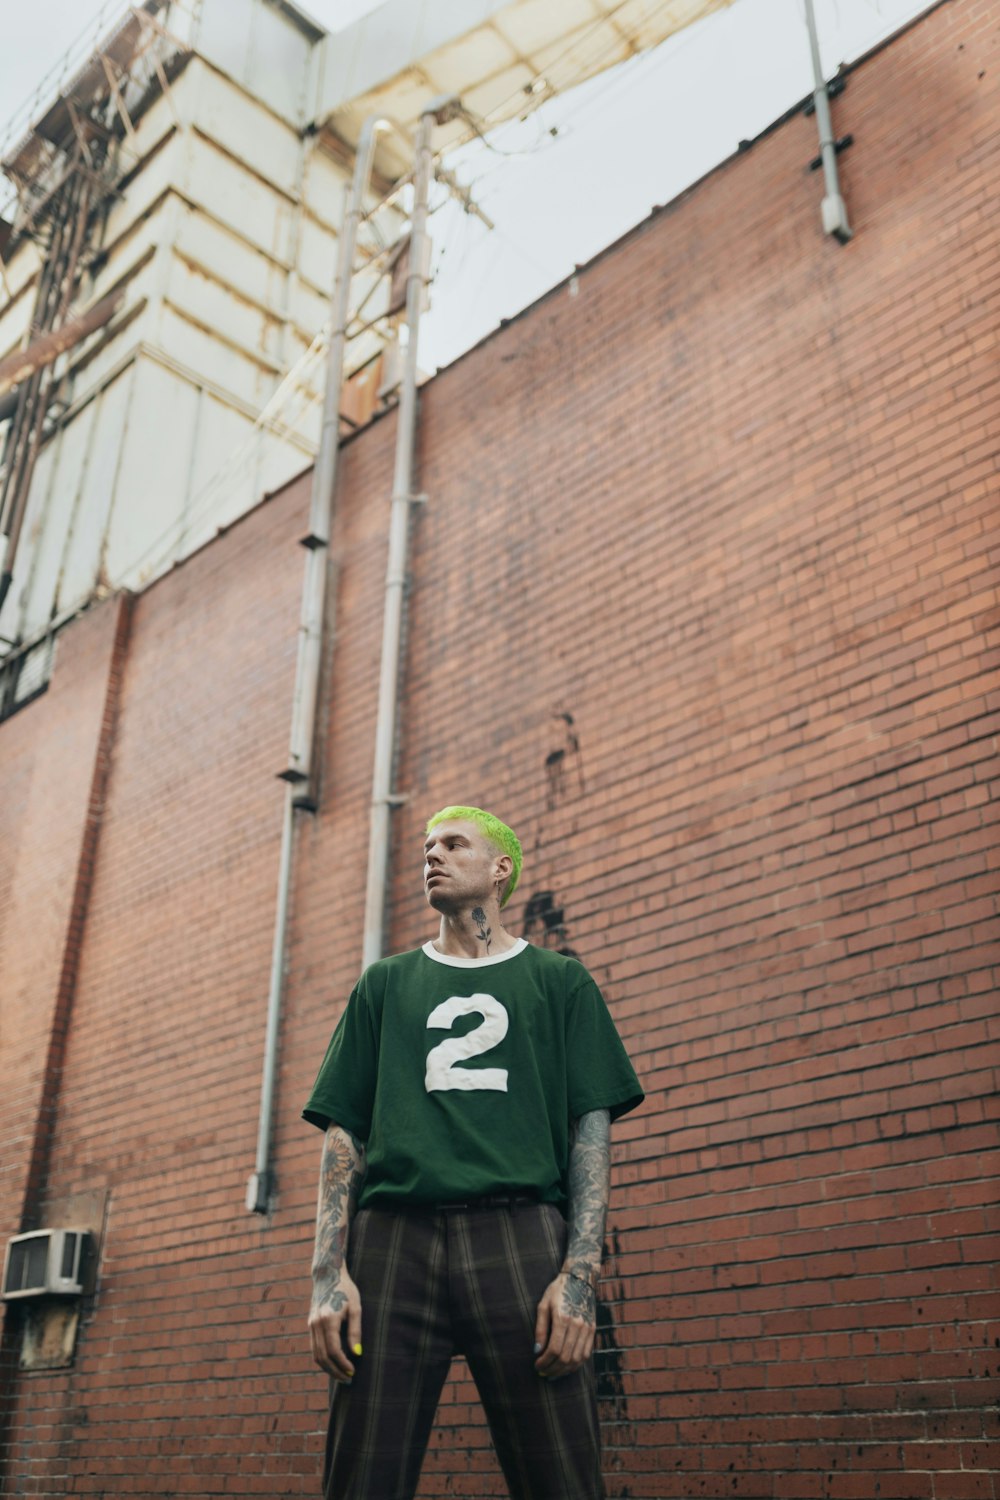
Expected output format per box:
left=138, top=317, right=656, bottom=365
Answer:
left=303, top=939, right=643, bottom=1211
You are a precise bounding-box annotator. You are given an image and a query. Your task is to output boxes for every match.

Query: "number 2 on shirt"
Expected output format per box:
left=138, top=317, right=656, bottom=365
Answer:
left=425, top=993, right=509, bottom=1093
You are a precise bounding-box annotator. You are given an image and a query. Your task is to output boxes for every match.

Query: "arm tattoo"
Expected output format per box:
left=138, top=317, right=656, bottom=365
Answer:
left=311, top=1124, right=366, bottom=1309
left=472, top=906, right=492, bottom=955
left=560, top=1108, right=610, bottom=1318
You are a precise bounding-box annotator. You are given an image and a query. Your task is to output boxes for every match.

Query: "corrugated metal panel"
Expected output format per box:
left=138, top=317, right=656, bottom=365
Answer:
left=101, top=129, right=186, bottom=249
left=158, top=305, right=277, bottom=405
left=301, top=143, right=353, bottom=236
left=297, top=208, right=345, bottom=300
left=288, top=272, right=336, bottom=340
left=54, top=365, right=137, bottom=608
left=65, top=294, right=156, bottom=401
left=166, top=256, right=286, bottom=368
left=53, top=370, right=133, bottom=611
left=7, top=432, right=63, bottom=630
left=182, top=133, right=297, bottom=266
left=0, top=359, right=130, bottom=643
left=103, top=358, right=200, bottom=589
left=178, top=389, right=277, bottom=558
left=319, top=0, right=734, bottom=175
left=174, top=202, right=296, bottom=319
left=194, top=0, right=318, bottom=126
left=315, top=0, right=515, bottom=119
left=189, top=61, right=304, bottom=190
left=18, top=410, right=94, bottom=628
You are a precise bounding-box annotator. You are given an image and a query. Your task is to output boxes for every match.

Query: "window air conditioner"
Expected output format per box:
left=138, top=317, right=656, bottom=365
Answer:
left=2, top=1229, right=93, bottom=1300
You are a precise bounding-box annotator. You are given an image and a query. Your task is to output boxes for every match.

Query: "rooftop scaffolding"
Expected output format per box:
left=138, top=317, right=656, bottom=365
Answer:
left=0, top=2, right=195, bottom=613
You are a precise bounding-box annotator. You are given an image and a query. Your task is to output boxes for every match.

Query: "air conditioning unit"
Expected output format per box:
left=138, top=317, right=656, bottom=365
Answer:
left=2, top=1229, right=94, bottom=1300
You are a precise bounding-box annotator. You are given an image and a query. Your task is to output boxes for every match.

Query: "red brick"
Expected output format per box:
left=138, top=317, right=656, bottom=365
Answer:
left=2, top=2, right=998, bottom=1495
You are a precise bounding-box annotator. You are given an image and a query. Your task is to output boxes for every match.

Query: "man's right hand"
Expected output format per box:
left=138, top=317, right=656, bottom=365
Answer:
left=309, top=1269, right=363, bottom=1382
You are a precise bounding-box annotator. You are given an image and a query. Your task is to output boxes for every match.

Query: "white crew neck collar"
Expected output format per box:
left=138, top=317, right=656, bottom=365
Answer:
left=422, top=937, right=527, bottom=968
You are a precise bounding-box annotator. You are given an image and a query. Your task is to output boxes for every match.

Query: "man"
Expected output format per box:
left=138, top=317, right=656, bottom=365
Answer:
left=304, top=804, right=643, bottom=1500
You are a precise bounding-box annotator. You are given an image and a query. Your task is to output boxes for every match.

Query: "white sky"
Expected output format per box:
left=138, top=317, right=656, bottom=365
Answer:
left=2, top=0, right=934, bottom=372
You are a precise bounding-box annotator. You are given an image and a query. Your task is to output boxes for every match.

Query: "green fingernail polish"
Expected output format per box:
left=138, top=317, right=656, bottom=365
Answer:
left=353, top=1343, right=363, bottom=1356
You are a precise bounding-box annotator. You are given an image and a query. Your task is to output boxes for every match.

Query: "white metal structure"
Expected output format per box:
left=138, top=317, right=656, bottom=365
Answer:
left=0, top=0, right=732, bottom=705
left=0, top=0, right=389, bottom=698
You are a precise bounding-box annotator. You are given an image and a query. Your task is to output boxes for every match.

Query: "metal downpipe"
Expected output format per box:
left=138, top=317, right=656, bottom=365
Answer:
left=247, top=118, right=384, bottom=1215
left=285, top=116, right=384, bottom=796
left=362, top=100, right=453, bottom=971
left=803, top=0, right=852, bottom=243
left=247, top=781, right=296, bottom=1214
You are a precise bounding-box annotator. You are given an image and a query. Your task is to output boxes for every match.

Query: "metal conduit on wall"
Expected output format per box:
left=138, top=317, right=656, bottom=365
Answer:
left=284, top=117, right=385, bottom=798
left=246, top=98, right=458, bottom=1212
left=362, top=95, right=459, bottom=972
left=246, top=118, right=384, bottom=1216
left=803, top=0, right=852, bottom=243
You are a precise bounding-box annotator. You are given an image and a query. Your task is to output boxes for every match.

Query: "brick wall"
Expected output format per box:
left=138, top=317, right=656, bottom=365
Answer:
left=0, top=594, right=131, bottom=1239
left=1, top=1, right=998, bottom=1495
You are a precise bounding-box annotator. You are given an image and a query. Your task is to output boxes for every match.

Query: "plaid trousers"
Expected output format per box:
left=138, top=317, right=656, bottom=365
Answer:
left=323, top=1200, right=605, bottom=1500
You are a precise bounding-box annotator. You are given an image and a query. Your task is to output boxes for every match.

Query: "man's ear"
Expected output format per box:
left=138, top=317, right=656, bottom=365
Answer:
left=494, top=853, right=513, bottom=889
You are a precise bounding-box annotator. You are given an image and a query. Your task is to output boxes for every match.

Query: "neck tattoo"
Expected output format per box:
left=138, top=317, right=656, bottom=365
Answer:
left=472, top=906, right=492, bottom=955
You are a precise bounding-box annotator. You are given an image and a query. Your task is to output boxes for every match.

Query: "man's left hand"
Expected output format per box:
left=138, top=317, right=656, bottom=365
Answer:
left=533, top=1270, right=596, bottom=1379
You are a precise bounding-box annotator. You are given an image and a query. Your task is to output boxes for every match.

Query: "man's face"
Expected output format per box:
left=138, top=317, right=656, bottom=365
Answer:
left=423, top=820, right=503, bottom=912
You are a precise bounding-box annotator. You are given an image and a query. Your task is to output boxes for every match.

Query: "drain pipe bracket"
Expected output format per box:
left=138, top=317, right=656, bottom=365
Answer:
left=803, top=0, right=853, bottom=244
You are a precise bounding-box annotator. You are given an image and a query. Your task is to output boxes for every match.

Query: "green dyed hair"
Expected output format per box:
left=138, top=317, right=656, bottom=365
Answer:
left=425, top=805, right=523, bottom=907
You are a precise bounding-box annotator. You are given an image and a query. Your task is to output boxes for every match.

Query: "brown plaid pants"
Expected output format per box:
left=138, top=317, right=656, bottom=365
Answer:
left=323, top=1200, right=605, bottom=1500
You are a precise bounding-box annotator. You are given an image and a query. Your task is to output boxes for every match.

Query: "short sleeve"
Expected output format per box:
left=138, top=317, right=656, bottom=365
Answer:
left=565, top=973, right=644, bottom=1123
left=302, top=977, right=378, bottom=1139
